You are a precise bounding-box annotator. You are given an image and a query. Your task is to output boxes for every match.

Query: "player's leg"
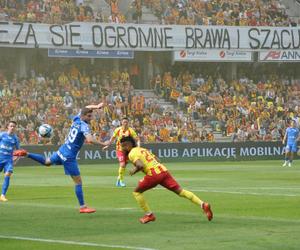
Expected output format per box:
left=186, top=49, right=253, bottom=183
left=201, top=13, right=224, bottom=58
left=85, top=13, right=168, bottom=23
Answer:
left=64, top=160, right=95, bottom=213
left=0, top=161, right=13, bottom=202
left=117, top=162, right=126, bottom=187
left=71, top=175, right=86, bottom=210
left=289, top=153, right=293, bottom=167
left=289, top=144, right=297, bottom=167
left=133, top=175, right=160, bottom=223
left=29, top=153, right=52, bottom=166
left=116, top=151, right=127, bottom=187
left=283, top=145, right=291, bottom=167
left=161, top=171, right=213, bottom=221
left=29, top=150, right=63, bottom=166
left=14, top=149, right=53, bottom=166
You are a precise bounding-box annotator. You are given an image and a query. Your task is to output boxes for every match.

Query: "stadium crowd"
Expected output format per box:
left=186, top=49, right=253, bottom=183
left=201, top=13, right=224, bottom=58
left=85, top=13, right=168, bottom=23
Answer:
left=152, top=65, right=300, bottom=142
left=144, top=0, right=297, bottom=26
left=0, top=65, right=204, bottom=145
left=1, top=62, right=299, bottom=145
left=0, top=0, right=298, bottom=26
left=0, top=0, right=113, bottom=23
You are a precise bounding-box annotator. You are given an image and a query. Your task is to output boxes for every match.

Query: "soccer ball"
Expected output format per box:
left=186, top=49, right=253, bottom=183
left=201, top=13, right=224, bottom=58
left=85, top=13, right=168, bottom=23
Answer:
left=38, top=124, right=53, bottom=138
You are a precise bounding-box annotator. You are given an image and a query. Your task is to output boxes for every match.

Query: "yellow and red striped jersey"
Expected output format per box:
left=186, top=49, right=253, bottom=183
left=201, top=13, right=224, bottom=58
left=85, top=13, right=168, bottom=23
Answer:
left=113, top=126, right=138, bottom=151
left=128, top=147, right=167, bottom=176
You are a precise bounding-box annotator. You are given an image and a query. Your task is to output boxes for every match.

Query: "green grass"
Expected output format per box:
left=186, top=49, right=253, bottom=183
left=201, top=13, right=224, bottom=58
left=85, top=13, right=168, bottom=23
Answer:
left=0, top=161, right=300, bottom=250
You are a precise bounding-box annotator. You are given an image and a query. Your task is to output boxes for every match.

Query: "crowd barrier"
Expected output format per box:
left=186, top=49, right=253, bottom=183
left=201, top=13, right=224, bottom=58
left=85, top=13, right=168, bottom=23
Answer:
left=17, top=141, right=290, bottom=166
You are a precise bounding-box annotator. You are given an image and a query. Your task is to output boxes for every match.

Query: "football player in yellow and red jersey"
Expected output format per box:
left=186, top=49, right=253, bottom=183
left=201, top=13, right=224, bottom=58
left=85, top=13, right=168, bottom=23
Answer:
left=103, top=117, right=140, bottom=187
left=120, top=135, right=213, bottom=224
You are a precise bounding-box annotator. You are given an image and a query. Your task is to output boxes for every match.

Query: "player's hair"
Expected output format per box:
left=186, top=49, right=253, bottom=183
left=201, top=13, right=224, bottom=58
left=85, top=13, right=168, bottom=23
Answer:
left=7, top=120, right=17, bottom=127
left=122, top=116, right=129, bottom=121
left=81, top=107, right=93, bottom=116
left=120, top=135, right=137, bottom=147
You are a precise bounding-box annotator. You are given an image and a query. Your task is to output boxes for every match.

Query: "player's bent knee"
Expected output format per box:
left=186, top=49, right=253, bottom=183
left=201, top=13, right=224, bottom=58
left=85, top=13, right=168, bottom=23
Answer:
left=175, top=188, right=183, bottom=195
left=133, top=191, right=141, bottom=198
left=45, top=159, right=52, bottom=166
left=72, top=176, right=82, bottom=185
left=134, top=186, right=144, bottom=192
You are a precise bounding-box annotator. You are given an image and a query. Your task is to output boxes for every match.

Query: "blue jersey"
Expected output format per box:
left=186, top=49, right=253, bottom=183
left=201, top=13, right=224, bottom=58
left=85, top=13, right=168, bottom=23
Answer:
left=58, top=114, right=91, bottom=158
left=286, top=127, right=299, bottom=145
left=0, top=132, right=20, bottom=159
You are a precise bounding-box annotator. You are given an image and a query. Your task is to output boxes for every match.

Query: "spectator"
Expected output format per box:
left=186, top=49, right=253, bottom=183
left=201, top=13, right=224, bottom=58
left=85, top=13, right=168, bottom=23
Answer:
left=63, top=92, right=74, bottom=109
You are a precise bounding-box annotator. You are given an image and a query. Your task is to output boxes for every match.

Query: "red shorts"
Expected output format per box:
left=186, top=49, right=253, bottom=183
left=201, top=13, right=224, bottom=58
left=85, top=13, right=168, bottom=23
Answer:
left=116, top=150, right=128, bottom=164
left=135, top=170, right=181, bottom=193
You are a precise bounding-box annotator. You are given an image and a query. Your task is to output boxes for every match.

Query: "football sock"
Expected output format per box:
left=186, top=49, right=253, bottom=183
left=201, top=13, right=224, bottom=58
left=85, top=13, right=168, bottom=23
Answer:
left=179, top=189, right=203, bottom=206
left=133, top=192, right=151, bottom=213
left=28, top=153, right=46, bottom=165
left=1, top=176, right=10, bottom=196
left=284, top=157, right=288, bottom=162
left=75, top=184, right=85, bottom=206
left=118, top=167, right=126, bottom=181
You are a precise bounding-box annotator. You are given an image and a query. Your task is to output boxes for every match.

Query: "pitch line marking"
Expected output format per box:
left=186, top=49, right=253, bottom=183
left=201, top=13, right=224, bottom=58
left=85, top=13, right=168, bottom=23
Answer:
left=189, top=189, right=298, bottom=197
left=0, top=235, right=158, bottom=250
left=154, top=187, right=299, bottom=197
left=1, top=203, right=300, bottom=224
left=1, top=202, right=136, bottom=211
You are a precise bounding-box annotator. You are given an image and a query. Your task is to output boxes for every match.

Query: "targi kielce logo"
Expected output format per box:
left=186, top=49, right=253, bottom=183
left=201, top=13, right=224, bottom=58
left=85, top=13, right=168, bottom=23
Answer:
left=179, top=50, right=187, bottom=58
left=219, top=51, right=226, bottom=58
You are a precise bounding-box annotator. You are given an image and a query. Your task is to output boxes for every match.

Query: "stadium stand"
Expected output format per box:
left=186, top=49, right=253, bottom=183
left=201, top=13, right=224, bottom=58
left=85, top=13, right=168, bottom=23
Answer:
left=144, top=0, right=297, bottom=26
left=0, top=65, right=203, bottom=144
left=0, top=0, right=120, bottom=23
left=0, top=1, right=299, bottom=146
left=1, top=0, right=297, bottom=25
left=281, top=0, right=300, bottom=25
left=1, top=62, right=299, bottom=145
left=150, top=64, right=300, bottom=142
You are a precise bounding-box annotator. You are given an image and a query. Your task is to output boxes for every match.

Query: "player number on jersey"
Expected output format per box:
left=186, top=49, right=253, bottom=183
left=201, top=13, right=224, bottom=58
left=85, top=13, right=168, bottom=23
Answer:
left=67, top=128, right=78, bottom=143
left=141, top=150, right=153, bottom=163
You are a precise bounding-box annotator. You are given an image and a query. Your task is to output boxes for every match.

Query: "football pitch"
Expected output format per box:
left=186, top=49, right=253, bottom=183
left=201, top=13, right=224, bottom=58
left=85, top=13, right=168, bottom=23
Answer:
left=0, top=161, right=299, bottom=250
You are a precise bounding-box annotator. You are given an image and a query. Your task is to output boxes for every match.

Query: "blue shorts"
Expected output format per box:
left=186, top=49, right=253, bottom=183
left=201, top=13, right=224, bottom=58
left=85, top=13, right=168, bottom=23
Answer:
left=50, top=151, right=80, bottom=176
left=0, top=159, right=13, bottom=173
left=285, top=144, right=298, bottom=153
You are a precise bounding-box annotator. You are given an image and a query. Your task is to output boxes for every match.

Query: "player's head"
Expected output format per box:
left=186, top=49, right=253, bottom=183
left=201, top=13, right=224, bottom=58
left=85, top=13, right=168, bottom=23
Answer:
left=81, top=108, right=93, bottom=124
left=120, top=135, right=137, bottom=153
left=290, top=120, right=296, bottom=127
left=121, top=116, right=129, bottom=128
left=7, top=121, right=17, bottom=134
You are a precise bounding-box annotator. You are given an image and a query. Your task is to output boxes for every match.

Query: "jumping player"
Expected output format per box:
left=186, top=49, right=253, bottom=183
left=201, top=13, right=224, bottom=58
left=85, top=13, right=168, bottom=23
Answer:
left=0, top=121, right=20, bottom=202
left=103, top=117, right=140, bottom=187
left=14, top=103, right=105, bottom=213
left=282, top=120, right=300, bottom=167
left=120, top=135, right=213, bottom=224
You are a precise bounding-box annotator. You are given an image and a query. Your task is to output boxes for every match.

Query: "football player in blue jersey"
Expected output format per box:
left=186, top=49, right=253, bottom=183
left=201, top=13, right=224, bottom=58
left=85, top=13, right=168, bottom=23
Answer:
left=14, top=103, right=105, bottom=213
left=0, top=121, right=20, bottom=202
left=282, top=120, right=300, bottom=167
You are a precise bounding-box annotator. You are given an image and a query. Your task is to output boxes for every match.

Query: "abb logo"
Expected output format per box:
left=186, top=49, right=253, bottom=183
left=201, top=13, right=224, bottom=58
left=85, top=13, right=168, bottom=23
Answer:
left=263, top=51, right=281, bottom=60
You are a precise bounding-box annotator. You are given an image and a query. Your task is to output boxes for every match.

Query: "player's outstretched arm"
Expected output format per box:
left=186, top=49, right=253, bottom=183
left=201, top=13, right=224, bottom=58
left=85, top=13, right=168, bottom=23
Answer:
left=282, top=131, right=287, bottom=144
left=129, top=159, right=144, bottom=176
left=85, top=134, right=106, bottom=146
left=85, top=103, right=104, bottom=110
left=102, top=136, right=116, bottom=150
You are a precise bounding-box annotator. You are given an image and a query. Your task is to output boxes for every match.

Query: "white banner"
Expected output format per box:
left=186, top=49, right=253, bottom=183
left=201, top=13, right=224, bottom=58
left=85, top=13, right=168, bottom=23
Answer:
left=174, top=50, right=252, bottom=62
left=0, top=22, right=299, bottom=51
left=259, top=50, right=300, bottom=61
